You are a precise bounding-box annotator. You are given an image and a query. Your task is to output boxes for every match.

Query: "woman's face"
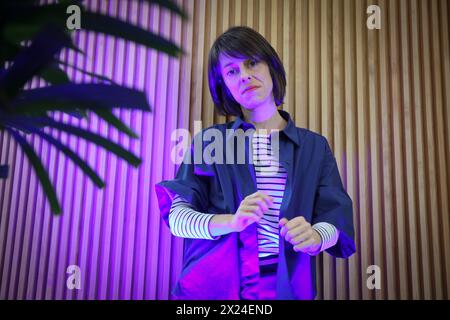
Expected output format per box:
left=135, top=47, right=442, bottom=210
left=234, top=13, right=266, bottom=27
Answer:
left=219, top=54, right=275, bottom=111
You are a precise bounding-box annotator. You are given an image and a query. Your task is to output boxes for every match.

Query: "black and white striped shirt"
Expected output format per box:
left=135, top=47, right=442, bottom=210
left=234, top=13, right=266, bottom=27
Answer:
left=252, top=133, right=287, bottom=264
left=168, top=133, right=339, bottom=261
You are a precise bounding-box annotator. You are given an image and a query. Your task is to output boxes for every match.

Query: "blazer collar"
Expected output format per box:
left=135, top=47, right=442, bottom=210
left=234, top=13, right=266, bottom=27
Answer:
left=227, top=109, right=301, bottom=147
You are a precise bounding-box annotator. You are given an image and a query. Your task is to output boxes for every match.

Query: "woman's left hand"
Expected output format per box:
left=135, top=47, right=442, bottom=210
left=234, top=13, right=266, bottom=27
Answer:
left=279, top=216, right=322, bottom=255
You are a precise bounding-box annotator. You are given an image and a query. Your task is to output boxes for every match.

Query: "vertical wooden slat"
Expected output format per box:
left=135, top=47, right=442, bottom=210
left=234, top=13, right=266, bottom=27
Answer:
left=430, top=0, right=449, bottom=299
left=397, top=0, right=412, bottom=300
left=420, top=0, right=440, bottom=299
left=294, top=0, right=308, bottom=129
left=387, top=0, right=404, bottom=300
left=355, top=0, right=372, bottom=300
left=320, top=0, right=333, bottom=300
left=258, top=0, right=266, bottom=37
left=74, top=0, right=101, bottom=301
left=154, top=1, right=173, bottom=299
left=308, top=0, right=320, bottom=133
left=333, top=0, right=349, bottom=300
left=412, top=0, right=428, bottom=299
left=282, top=0, right=292, bottom=115
left=438, top=0, right=450, bottom=299
left=86, top=0, right=110, bottom=300
left=130, top=0, right=149, bottom=299
left=17, top=132, right=39, bottom=299
left=147, top=1, right=165, bottom=299
left=247, top=0, right=254, bottom=29
left=343, top=0, right=360, bottom=300
left=190, top=0, right=206, bottom=128
left=367, top=0, right=384, bottom=300
left=2, top=134, right=23, bottom=299
left=142, top=1, right=160, bottom=300
left=163, top=0, right=184, bottom=299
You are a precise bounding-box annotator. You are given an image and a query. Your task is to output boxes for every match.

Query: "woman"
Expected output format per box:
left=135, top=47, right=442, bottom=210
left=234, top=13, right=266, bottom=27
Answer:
left=155, top=26, right=356, bottom=300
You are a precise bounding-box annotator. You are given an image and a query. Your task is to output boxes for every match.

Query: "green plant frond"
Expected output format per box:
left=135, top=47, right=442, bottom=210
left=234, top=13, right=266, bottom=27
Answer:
left=93, top=108, right=139, bottom=138
left=5, top=128, right=62, bottom=214
left=10, top=83, right=152, bottom=114
left=0, top=25, right=72, bottom=101
left=81, top=12, right=184, bottom=57
left=5, top=117, right=105, bottom=188
left=33, top=116, right=142, bottom=167
left=39, top=64, right=71, bottom=85
left=2, top=3, right=69, bottom=44
left=55, top=60, right=117, bottom=85
left=0, top=164, right=9, bottom=179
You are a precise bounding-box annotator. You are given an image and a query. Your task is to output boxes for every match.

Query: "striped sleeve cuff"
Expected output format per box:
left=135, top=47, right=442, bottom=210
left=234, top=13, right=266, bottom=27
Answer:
left=168, top=195, right=220, bottom=240
left=312, top=222, right=340, bottom=253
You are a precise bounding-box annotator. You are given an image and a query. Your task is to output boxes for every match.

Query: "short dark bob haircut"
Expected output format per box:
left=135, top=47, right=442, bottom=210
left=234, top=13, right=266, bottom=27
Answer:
left=208, top=26, right=286, bottom=118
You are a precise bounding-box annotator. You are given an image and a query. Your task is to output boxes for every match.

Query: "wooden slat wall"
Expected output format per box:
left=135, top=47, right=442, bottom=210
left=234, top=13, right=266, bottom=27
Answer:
left=0, top=0, right=449, bottom=300
left=186, top=0, right=450, bottom=300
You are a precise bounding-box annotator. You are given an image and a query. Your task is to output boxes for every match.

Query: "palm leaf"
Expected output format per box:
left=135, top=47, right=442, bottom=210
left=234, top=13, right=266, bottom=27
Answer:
left=5, top=127, right=61, bottom=214
left=10, top=83, right=152, bottom=114
left=81, top=12, right=184, bottom=57
left=5, top=117, right=105, bottom=187
left=39, top=63, right=70, bottom=85
left=0, top=164, right=8, bottom=178
left=55, top=59, right=117, bottom=85
left=0, top=42, right=21, bottom=64
left=92, top=108, right=139, bottom=138
left=1, top=2, right=73, bottom=45
left=2, top=2, right=184, bottom=57
left=30, top=116, right=141, bottom=167
left=0, top=25, right=72, bottom=100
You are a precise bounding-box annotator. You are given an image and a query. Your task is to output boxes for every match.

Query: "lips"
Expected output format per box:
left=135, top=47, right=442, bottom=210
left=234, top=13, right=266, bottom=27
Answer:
left=242, top=86, right=260, bottom=94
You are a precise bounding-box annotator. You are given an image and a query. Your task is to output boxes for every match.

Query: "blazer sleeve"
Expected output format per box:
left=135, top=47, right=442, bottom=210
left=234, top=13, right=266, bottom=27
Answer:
left=312, top=137, right=356, bottom=258
left=154, top=133, right=213, bottom=228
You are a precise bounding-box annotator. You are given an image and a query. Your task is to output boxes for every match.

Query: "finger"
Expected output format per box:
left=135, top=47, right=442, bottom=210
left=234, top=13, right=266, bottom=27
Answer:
left=284, top=216, right=308, bottom=231
left=279, top=218, right=289, bottom=237
left=290, top=228, right=314, bottom=245
left=241, top=205, right=263, bottom=217
left=247, top=191, right=264, bottom=199
left=243, top=204, right=264, bottom=218
left=279, top=217, right=289, bottom=226
left=238, top=211, right=261, bottom=225
left=252, top=192, right=274, bottom=207
left=242, top=211, right=261, bottom=221
left=246, top=197, right=269, bottom=213
left=294, top=238, right=315, bottom=252
left=258, top=192, right=274, bottom=207
left=285, top=224, right=312, bottom=243
left=249, top=191, right=274, bottom=208
left=281, top=218, right=309, bottom=239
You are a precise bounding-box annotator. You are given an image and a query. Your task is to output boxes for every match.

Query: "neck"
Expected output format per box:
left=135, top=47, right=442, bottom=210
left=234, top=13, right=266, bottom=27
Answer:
left=241, top=103, right=287, bottom=133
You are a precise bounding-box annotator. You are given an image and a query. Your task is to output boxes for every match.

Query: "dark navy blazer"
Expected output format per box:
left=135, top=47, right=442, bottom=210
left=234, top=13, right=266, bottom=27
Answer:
left=155, top=109, right=356, bottom=300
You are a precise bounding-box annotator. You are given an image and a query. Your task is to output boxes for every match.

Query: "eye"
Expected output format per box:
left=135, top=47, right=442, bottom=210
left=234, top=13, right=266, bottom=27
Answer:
left=248, top=59, right=258, bottom=67
left=226, top=68, right=237, bottom=76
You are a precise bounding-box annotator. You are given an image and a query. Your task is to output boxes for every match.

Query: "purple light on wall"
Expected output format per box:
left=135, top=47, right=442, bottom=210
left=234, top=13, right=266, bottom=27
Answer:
left=0, top=0, right=188, bottom=300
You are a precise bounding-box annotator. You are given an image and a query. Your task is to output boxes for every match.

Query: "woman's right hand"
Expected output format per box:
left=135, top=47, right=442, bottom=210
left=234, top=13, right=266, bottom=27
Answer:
left=229, top=191, right=274, bottom=232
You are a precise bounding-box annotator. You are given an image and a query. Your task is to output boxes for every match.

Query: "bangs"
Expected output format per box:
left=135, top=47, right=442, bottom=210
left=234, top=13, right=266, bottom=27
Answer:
left=215, top=39, right=265, bottom=61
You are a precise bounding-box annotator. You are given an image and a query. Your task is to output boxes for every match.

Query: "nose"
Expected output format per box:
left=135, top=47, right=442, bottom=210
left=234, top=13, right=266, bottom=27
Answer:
left=240, top=71, right=252, bottom=83
left=240, top=64, right=253, bottom=83
left=241, top=75, right=251, bottom=83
